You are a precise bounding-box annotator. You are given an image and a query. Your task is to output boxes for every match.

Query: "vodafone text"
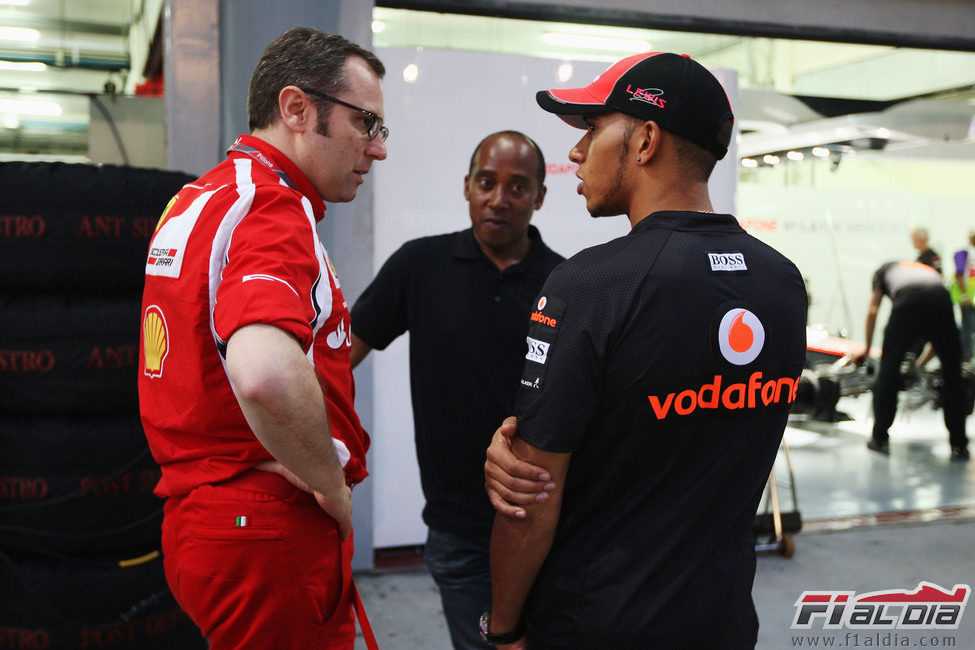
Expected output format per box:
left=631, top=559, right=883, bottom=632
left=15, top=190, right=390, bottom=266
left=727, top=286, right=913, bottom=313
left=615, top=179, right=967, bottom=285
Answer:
left=648, top=372, right=799, bottom=419
left=530, top=311, right=557, bottom=327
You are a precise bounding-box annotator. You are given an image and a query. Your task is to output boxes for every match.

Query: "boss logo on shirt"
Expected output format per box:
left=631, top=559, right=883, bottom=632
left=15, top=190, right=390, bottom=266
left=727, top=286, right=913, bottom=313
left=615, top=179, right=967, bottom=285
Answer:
left=525, top=337, right=550, bottom=364
left=708, top=252, right=747, bottom=272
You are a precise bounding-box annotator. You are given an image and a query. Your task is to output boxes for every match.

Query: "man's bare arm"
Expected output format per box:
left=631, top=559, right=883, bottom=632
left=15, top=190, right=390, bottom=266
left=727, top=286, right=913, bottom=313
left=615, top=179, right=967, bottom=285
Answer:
left=226, top=323, right=352, bottom=538
left=489, top=437, right=570, bottom=644
left=350, top=332, right=372, bottom=369
left=855, top=287, right=883, bottom=365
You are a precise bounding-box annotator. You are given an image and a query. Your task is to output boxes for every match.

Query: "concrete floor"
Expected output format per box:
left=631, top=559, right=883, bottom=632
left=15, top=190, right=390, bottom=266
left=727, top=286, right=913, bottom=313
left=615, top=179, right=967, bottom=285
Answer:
left=354, top=519, right=975, bottom=649
left=354, top=393, right=975, bottom=649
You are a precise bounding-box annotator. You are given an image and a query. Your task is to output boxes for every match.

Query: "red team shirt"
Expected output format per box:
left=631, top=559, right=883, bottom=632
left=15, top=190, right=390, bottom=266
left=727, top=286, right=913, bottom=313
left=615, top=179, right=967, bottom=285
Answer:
left=138, top=135, right=369, bottom=498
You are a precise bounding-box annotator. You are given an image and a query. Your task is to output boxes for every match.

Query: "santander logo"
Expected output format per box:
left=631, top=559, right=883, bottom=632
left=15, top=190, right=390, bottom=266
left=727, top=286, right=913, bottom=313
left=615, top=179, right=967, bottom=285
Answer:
left=719, top=308, right=765, bottom=365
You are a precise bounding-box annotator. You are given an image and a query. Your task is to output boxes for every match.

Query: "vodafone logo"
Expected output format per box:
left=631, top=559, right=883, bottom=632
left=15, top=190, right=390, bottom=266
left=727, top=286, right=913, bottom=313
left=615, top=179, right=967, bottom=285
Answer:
left=718, top=308, right=765, bottom=365
left=537, top=296, right=547, bottom=310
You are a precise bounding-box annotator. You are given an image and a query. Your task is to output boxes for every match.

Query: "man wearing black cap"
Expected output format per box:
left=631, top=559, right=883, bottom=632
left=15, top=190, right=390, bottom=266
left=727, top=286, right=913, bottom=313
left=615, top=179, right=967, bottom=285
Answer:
left=480, top=52, right=807, bottom=649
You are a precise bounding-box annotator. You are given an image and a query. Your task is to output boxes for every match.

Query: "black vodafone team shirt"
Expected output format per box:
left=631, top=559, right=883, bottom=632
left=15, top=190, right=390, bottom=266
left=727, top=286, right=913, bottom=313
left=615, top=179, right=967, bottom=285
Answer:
left=351, top=226, right=563, bottom=539
left=516, top=212, right=807, bottom=648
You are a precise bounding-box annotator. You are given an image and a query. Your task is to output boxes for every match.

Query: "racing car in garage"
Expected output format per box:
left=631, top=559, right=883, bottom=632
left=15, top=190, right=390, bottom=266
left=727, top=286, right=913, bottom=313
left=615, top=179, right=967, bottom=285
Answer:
left=792, top=325, right=975, bottom=422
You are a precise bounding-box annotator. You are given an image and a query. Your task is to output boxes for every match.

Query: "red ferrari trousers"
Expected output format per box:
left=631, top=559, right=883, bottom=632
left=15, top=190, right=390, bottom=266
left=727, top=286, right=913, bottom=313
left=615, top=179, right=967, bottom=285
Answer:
left=161, top=470, right=367, bottom=649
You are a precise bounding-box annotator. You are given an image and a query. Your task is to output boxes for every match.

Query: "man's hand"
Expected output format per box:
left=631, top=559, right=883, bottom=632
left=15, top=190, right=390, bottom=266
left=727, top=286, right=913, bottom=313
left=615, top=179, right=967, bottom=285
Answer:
left=852, top=351, right=868, bottom=367
left=485, top=417, right=555, bottom=519
left=257, top=460, right=353, bottom=540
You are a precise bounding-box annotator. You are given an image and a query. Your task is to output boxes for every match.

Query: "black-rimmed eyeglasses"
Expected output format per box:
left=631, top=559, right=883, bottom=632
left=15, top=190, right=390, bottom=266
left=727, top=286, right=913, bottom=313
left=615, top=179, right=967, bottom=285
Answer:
left=301, top=88, right=389, bottom=141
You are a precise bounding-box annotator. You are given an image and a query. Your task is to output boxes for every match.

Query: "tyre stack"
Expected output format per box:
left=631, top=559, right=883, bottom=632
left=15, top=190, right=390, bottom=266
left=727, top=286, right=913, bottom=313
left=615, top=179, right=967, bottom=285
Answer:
left=0, top=162, right=206, bottom=649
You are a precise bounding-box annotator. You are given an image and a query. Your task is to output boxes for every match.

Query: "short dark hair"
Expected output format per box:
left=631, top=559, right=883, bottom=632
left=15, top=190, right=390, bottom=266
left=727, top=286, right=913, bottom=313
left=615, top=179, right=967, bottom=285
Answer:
left=248, top=28, right=385, bottom=132
left=671, top=132, right=719, bottom=182
left=468, top=131, right=546, bottom=187
left=620, top=115, right=718, bottom=181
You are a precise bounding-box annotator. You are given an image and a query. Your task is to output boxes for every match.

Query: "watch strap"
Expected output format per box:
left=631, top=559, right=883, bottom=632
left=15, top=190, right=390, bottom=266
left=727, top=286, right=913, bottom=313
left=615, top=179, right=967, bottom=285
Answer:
left=479, top=611, right=525, bottom=645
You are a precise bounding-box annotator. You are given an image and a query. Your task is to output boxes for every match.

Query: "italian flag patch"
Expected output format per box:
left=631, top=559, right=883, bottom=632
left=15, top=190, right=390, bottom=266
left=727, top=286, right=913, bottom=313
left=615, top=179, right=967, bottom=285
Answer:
left=235, top=516, right=248, bottom=527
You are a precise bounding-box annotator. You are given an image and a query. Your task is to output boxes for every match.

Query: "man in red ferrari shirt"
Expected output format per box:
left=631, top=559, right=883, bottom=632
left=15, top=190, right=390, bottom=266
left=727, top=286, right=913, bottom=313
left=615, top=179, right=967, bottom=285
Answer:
left=138, top=28, right=387, bottom=649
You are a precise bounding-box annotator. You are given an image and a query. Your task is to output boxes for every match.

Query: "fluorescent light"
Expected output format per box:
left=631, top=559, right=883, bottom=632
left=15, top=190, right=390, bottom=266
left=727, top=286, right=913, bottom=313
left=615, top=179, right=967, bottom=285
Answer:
left=0, top=60, right=46, bottom=72
left=812, top=147, right=830, bottom=158
left=3, top=113, right=19, bottom=129
left=786, top=151, right=804, bottom=161
left=0, top=98, right=62, bottom=116
left=557, top=63, right=573, bottom=83
left=741, top=158, right=758, bottom=168
left=876, top=127, right=891, bottom=138
left=402, top=63, right=419, bottom=83
left=371, top=20, right=385, bottom=34
left=0, top=26, right=40, bottom=42
left=763, top=154, right=780, bottom=165
left=541, top=32, right=651, bottom=53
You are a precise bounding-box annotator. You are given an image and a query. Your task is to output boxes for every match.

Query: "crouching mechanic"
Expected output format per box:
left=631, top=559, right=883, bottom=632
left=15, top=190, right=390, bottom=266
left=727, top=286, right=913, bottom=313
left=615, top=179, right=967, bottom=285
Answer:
left=855, top=260, right=968, bottom=460
left=138, top=28, right=387, bottom=649
left=481, top=52, right=807, bottom=648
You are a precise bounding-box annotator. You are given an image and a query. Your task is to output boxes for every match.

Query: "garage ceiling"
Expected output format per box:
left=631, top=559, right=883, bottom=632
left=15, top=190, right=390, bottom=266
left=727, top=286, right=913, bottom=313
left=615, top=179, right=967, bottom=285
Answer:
left=1, top=4, right=974, bottom=161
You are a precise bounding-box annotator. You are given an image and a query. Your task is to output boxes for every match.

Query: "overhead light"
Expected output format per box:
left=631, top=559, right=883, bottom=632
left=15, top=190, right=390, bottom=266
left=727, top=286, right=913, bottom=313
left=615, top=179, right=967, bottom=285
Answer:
left=539, top=51, right=621, bottom=64
left=741, top=158, right=758, bottom=168
left=557, top=63, right=573, bottom=83
left=876, top=127, right=891, bottom=138
left=0, top=98, right=61, bottom=116
left=541, top=32, right=651, bottom=53
left=3, top=113, right=19, bottom=129
left=812, top=147, right=830, bottom=158
left=0, top=60, right=46, bottom=72
left=402, top=63, right=419, bottom=83
left=0, top=0, right=31, bottom=6
left=786, top=151, right=804, bottom=161
left=0, top=26, right=40, bottom=42
left=371, top=20, right=385, bottom=34
left=763, top=154, right=780, bottom=165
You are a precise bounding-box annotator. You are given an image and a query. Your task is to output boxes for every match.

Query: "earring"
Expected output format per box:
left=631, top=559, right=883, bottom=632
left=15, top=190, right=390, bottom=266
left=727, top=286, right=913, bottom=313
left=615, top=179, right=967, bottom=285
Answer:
left=636, top=157, right=642, bottom=163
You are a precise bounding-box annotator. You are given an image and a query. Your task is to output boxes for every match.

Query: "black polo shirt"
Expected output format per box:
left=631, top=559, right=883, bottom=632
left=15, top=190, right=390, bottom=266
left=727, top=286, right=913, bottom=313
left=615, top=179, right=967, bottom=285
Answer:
left=351, top=226, right=563, bottom=538
left=516, top=212, right=807, bottom=648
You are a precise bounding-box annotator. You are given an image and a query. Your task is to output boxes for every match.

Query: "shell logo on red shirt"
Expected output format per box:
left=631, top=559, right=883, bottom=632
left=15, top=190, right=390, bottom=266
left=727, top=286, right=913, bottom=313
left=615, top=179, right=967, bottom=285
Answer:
left=718, top=308, right=765, bottom=366
left=143, top=305, right=170, bottom=378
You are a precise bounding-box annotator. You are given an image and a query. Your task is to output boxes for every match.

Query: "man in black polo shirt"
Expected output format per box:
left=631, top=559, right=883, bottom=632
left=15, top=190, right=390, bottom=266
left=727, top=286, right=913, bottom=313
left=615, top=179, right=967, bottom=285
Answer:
left=855, top=260, right=968, bottom=460
left=350, top=130, right=563, bottom=650
left=481, top=53, right=807, bottom=649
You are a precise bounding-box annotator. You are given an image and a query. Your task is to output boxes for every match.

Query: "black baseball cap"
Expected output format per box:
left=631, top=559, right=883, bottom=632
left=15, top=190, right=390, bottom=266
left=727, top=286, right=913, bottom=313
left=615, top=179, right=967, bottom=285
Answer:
left=536, top=52, right=734, bottom=160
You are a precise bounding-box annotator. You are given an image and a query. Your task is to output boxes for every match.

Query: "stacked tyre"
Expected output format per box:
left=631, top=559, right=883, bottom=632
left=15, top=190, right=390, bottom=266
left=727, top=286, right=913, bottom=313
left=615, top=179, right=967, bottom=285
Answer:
left=0, top=162, right=205, bottom=648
